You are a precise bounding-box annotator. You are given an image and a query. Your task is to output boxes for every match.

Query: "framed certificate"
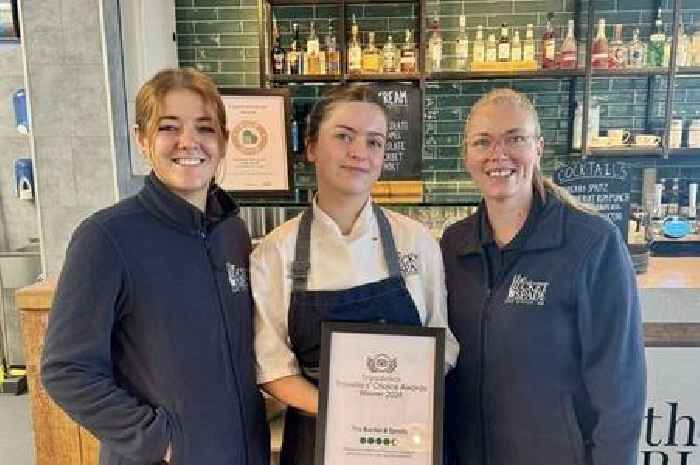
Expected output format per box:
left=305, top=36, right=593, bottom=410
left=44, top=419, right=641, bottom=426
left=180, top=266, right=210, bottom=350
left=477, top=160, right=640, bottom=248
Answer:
left=316, top=322, right=445, bottom=465
left=219, top=88, right=293, bottom=197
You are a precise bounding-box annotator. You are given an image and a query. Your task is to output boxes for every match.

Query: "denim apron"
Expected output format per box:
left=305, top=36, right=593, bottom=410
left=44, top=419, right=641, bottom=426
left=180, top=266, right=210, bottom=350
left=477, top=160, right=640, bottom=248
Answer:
left=279, top=204, right=422, bottom=465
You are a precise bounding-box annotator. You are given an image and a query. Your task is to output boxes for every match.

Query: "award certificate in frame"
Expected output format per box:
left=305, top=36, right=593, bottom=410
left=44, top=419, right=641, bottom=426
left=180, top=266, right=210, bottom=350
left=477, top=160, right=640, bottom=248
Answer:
left=219, top=88, right=293, bottom=197
left=316, top=322, right=445, bottom=465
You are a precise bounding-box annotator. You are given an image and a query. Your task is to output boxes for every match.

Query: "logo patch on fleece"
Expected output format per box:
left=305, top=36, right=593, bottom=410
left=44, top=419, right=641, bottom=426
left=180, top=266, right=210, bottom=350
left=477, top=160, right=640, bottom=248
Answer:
left=226, top=263, right=249, bottom=293
left=504, top=274, right=550, bottom=306
left=398, top=252, right=419, bottom=275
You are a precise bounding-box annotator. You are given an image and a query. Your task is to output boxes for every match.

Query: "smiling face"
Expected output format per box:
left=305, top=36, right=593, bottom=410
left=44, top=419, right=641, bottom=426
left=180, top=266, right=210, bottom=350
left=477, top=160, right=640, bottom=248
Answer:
left=306, top=100, right=387, bottom=202
left=464, top=100, right=543, bottom=206
left=136, top=88, right=225, bottom=210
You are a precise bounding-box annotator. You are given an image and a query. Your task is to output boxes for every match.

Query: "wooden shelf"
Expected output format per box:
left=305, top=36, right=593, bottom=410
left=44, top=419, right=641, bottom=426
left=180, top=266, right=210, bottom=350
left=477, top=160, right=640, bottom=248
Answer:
left=591, top=67, right=668, bottom=77
left=268, top=74, right=341, bottom=83
left=428, top=69, right=583, bottom=80
left=668, top=148, right=700, bottom=157
left=586, top=147, right=664, bottom=157
left=345, top=72, right=421, bottom=81
left=674, top=66, right=700, bottom=76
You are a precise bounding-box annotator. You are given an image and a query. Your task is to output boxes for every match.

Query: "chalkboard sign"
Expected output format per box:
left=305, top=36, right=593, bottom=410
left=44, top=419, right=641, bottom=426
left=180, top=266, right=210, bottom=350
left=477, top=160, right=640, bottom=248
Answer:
left=554, top=160, right=631, bottom=241
left=375, top=83, right=422, bottom=181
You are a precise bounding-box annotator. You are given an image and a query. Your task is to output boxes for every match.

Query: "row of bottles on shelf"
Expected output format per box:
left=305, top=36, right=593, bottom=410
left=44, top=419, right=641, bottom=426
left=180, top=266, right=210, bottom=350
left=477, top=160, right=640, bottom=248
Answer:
left=648, top=178, right=698, bottom=240
left=271, top=9, right=700, bottom=76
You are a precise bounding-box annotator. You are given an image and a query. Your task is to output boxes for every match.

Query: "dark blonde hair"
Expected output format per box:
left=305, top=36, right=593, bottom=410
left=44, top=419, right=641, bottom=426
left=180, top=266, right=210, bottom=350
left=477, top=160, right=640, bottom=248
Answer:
left=463, top=88, right=594, bottom=213
left=135, top=68, right=228, bottom=161
left=305, top=84, right=389, bottom=146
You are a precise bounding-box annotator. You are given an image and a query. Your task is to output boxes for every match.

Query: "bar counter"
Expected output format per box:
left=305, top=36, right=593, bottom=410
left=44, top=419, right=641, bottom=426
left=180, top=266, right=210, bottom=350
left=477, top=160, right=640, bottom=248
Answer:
left=14, top=258, right=700, bottom=465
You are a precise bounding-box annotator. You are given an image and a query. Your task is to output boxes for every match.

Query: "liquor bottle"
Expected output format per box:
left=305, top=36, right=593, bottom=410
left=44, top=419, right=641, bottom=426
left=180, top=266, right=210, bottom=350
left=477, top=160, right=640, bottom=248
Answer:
left=647, top=9, right=665, bottom=67
left=608, top=23, right=628, bottom=69
left=400, top=29, right=417, bottom=72
left=523, top=23, right=536, bottom=63
left=497, top=24, right=510, bottom=62
left=348, top=15, right=362, bottom=74
left=427, top=13, right=443, bottom=72
left=455, top=13, right=469, bottom=70
left=287, top=23, right=301, bottom=74
left=382, top=34, right=397, bottom=72
left=271, top=16, right=285, bottom=75
left=542, top=13, right=557, bottom=69
left=511, top=30, right=522, bottom=62
left=362, top=31, right=381, bottom=73
left=591, top=18, right=608, bottom=69
left=628, top=27, right=645, bottom=68
left=677, top=19, right=689, bottom=67
left=473, top=25, right=486, bottom=64
left=305, top=21, right=321, bottom=75
left=326, top=19, right=340, bottom=75
left=486, top=33, right=497, bottom=62
left=559, top=19, right=577, bottom=69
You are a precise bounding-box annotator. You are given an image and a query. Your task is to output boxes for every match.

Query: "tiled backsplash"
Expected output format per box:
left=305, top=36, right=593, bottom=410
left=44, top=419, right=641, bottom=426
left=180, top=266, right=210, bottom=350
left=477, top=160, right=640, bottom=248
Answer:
left=176, top=0, right=700, bottom=205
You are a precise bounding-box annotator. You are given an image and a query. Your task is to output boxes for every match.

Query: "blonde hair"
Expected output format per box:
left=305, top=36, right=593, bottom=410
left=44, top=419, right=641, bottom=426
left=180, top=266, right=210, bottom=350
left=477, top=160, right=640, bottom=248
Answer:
left=464, top=88, right=594, bottom=213
left=135, top=68, right=229, bottom=182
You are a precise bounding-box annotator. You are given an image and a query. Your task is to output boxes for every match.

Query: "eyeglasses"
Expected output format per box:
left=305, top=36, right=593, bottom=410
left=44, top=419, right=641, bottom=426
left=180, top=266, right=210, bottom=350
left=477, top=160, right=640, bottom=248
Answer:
left=467, top=134, right=538, bottom=155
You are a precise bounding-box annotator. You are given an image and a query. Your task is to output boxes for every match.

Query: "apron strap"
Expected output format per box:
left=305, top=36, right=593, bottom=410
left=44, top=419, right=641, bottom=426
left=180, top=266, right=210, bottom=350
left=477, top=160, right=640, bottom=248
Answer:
left=291, top=208, right=313, bottom=291
left=290, top=203, right=402, bottom=291
left=373, top=204, right=402, bottom=278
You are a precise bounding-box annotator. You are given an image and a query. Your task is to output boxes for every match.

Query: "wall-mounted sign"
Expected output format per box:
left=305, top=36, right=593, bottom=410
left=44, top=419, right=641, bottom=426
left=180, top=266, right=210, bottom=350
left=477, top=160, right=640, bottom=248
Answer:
left=219, top=88, right=293, bottom=197
left=554, top=160, right=631, bottom=241
left=375, top=83, right=422, bottom=181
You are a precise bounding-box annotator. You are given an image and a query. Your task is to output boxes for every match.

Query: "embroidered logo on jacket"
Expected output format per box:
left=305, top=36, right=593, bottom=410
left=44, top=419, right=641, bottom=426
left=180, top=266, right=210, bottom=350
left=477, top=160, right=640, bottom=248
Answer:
left=226, top=263, right=249, bottom=293
left=398, top=252, right=419, bottom=275
left=505, top=274, right=550, bottom=306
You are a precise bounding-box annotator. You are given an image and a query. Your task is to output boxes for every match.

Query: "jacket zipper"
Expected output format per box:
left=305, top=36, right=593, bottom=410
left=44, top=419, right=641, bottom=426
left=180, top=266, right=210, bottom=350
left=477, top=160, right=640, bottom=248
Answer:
left=200, top=228, right=251, bottom=465
left=480, top=286, right=492, bottom=465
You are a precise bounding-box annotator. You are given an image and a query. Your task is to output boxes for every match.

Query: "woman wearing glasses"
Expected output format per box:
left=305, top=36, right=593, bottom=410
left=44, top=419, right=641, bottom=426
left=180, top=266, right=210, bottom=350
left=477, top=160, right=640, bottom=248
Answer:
left=441, top=88, right=645, bottom=465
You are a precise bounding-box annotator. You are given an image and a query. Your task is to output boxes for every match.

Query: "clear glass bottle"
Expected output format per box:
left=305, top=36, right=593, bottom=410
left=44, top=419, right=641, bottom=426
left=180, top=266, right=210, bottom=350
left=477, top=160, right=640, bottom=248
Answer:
left=427, top=13, right=443, bottom=72
left=383, top=34, right=397, bottom=72
left=628, top=27, right=645, bottom=68
left=523, top=23, right=536, bottom=63
left=305, top=21, right=321, bottom=75
left=326, top=19, right=340, bottom=75
left=271, top=15, right=285, bottom=75
left=559, top=19, right=577, bottom=69
left=542, top=13, right=556, bottom=69
left=676, top=19, right=689, bottom=67
left=362, top=31, right=381, bottom=73
left=591, top=18, right=609, bottom=69
left=692, top=24, right=700, bottom=66
left=608, top=23, right=628, bottom=69
left=497, top=24, right=510, bottom=62
left=486, top=33, right=497, bottom=62
left=400, top=29, right=417, bottom=72
left=647, top=9, right=665, bottom=67
left=473, top=25, right=485, bottom=64
left=455, top=13, right=469, bottom=70
left=287, top=23, right=301, bottom=74
left=348, top=14, right=362, bottom=74
left=511, top=30, right=522, bottom=62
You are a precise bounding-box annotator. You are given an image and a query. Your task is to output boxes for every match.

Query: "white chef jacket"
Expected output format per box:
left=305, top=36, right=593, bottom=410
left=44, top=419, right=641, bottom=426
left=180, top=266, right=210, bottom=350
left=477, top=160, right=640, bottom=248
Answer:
left=251, top=198, right=459, bottom=384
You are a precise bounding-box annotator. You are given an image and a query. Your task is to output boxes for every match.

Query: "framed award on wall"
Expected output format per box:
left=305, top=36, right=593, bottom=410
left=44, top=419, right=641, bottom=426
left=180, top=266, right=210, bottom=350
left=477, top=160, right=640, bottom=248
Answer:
left=316, top=322, right=445, bottom=465
left=0, top=0, right=20, bottom=42
left=219, top=88, right=293, bottom=197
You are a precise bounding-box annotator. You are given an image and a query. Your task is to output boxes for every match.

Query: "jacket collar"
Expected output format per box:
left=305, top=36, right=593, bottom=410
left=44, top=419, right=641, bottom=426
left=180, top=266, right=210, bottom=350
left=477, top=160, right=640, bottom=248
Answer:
left=458, top=191, right=566, bottom=256
left=137, top=172, right=239, bottom=236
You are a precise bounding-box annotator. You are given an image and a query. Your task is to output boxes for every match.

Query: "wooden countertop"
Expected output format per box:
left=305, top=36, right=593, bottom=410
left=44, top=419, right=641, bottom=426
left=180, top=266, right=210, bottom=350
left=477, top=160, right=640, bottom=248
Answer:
left=637, top=257, right=700, bottom=289
left=14, top=276, right=57, bottom=311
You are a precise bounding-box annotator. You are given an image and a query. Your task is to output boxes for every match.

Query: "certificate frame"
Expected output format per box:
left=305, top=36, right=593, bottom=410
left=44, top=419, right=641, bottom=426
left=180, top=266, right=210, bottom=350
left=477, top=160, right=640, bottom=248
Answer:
left=0, top=0, right=20, bottom=42
left=316, top=322, right=445, bottom=465
left=218, top=88, right=294, bottom=197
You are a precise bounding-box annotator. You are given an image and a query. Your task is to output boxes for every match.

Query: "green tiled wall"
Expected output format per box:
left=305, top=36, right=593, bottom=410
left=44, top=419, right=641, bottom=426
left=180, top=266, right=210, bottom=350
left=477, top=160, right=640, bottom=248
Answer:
left=177, top=0, right=700, bottom=205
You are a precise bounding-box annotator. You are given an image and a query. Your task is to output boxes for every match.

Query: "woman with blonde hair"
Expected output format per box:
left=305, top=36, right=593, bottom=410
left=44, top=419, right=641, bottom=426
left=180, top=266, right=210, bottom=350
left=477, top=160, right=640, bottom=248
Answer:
left=41, top=68, right=269, bottom=465
left=441, top=88, right=645, bottom=465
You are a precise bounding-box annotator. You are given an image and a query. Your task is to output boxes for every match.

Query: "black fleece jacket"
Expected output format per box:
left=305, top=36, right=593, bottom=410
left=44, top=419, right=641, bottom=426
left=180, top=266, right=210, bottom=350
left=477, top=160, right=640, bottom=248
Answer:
left=41, top=174, right=269, bottom=465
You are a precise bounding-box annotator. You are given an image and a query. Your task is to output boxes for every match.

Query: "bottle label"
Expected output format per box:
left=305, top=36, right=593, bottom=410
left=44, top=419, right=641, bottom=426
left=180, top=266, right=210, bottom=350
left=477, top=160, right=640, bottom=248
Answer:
left=473, top=45, right=485, bottom=62
left=544, top=41, right=555, bottom=60
left=523, top=45, right=534, bottom=61
left=456, top=41, right=468, bottom=61
left=273, top=53, right=285, bottom=72
left=349, top=48, right=362, bottom=70
left=498, top=43, right=510, bottom=61
left=486, top=48, right=497, bottom=62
